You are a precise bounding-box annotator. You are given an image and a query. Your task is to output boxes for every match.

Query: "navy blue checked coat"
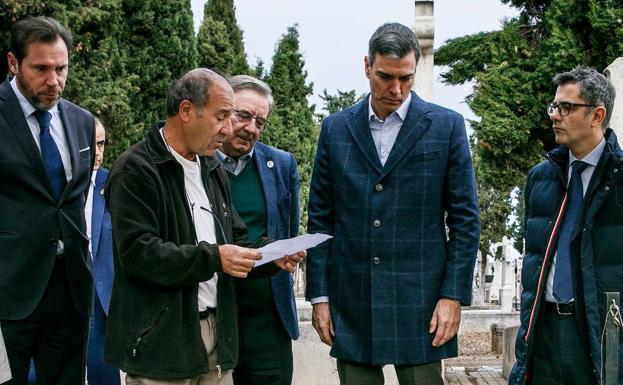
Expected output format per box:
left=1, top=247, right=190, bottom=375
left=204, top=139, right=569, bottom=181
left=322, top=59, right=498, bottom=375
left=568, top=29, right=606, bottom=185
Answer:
left=306, top=92, right=480, bottom=365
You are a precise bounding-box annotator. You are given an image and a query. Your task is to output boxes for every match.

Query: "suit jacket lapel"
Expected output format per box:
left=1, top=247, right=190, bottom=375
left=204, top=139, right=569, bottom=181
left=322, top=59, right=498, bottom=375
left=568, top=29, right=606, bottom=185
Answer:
left=346, top=96, right=383, bottom=174
left=254, top=144, right=277, bottom=237
left=57, top=100, right=79, bottom=202
left=380, top=92, right=431, bottom=178
left=0, top=80, right=50, bottom=189
left=91, top=169, right=106, bottom=259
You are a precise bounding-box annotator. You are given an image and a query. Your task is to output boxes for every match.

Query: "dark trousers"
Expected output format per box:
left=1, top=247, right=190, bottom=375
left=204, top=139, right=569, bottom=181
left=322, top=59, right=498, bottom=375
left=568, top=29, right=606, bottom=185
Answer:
left=531, top=310, right=596, bottom=385
left=87, top=293, right=120, bottom=385
left=336, top=359, right=443, bottom=385
left=233, top=310, right=292, bottom=385
left=2, top=260, right=88, bottom=385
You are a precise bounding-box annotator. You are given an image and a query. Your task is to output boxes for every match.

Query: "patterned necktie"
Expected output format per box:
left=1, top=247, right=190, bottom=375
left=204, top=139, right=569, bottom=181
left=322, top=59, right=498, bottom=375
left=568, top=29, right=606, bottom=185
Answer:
left=553, top=160, right=589, bottom=303
left=35, top=109, right=66, bottom=200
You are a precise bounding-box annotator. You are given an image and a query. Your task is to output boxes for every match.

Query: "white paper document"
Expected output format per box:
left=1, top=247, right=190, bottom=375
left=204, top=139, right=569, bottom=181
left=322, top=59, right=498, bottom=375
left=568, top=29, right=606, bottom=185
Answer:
left=0, top=323, right=11, bottom=384
left=256, top=233, right=332, bottom=267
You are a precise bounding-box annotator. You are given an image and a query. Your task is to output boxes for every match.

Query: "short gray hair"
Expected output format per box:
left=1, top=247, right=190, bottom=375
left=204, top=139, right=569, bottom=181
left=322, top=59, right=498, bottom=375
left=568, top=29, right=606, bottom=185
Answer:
left=553, top=66, right=616, bottom=131
left=166, top=68, right=224, bottom=117
left=228, top=75, right=275, bottom=114
left=368, top=23, right=421, bottom=66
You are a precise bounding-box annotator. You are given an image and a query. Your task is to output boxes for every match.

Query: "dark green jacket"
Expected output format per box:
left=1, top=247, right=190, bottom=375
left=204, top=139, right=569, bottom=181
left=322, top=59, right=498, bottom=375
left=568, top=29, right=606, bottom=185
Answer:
left=104, top=124, right=268, bottom=378
left=510, top=129, right=623, bottom=385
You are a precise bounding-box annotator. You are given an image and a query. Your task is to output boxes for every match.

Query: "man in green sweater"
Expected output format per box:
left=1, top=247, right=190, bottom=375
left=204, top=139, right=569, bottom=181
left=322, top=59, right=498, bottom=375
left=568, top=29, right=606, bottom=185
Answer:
left=217, top=75, right=300, bottom=385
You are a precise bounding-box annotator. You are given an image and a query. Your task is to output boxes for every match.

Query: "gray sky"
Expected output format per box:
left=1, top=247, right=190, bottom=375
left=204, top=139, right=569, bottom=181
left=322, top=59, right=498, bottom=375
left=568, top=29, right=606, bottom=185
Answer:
left=190, top=0, right=519, bottom=122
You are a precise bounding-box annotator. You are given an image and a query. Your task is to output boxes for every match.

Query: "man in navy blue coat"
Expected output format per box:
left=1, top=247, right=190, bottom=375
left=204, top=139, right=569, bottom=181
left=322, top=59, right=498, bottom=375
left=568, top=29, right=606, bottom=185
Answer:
left=306, top=23, right=480, bottom=385
left=217, top=75, right=299, bottom=385
left=85, top=119, right=120, bottom=385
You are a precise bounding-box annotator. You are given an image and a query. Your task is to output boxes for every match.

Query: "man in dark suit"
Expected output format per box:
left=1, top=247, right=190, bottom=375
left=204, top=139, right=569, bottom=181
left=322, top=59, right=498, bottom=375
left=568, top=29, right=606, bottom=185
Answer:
left=306, top=23, right=480, bottom=385
left=85, top=119, right=120, bottom=385
left=0, top=16, right=96, bottom=385
left=216, top=75, right=300, bottom=385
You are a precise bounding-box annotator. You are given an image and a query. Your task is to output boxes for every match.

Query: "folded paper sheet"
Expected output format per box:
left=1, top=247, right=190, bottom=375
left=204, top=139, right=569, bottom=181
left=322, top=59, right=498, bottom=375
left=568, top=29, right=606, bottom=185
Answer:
left=256, top=233, right=332, bottom=267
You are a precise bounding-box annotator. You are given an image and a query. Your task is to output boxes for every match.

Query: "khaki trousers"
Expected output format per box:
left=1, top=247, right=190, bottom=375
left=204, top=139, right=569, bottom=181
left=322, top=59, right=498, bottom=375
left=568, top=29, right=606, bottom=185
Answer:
left=125, top=314, right=232, bottom=385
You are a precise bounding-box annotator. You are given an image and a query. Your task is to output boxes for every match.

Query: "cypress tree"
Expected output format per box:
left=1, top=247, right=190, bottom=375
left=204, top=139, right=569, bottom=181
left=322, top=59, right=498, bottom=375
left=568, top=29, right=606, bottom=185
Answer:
left=197, top=0, right=248, bottom=75
left=266, top=25, right=318, bottom=231
left=0, top=0, right=137, bottom=167
left=121, top=0, right=198, bottom=130
left=436, top=0, right=623, bottom=265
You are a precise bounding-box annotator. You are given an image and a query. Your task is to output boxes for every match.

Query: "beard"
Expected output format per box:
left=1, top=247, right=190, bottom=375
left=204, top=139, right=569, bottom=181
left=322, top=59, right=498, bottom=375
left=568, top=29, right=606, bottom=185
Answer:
left=16, top=74, right=62, bottom=110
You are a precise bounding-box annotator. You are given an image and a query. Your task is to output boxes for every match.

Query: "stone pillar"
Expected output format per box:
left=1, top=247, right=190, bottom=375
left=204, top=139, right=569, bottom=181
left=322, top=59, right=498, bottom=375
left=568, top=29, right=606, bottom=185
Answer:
left=605, top=58, right=623, bottom=138
left=413, top=0, right=434, bottom=101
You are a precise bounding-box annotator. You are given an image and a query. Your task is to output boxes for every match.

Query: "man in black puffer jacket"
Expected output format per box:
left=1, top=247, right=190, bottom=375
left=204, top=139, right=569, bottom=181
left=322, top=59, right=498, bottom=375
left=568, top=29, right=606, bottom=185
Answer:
left=510, top=67, right=621, bottom=385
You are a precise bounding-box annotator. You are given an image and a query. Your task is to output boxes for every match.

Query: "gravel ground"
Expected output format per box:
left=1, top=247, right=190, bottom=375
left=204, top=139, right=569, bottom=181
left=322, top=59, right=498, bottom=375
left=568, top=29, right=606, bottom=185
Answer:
left=458, top=332, right=492, bottom=356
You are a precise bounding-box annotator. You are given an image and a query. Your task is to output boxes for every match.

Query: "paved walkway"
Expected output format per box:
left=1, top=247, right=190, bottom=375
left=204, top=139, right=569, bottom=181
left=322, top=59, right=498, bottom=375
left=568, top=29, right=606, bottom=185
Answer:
left=445, top=355, right=506, bottom=385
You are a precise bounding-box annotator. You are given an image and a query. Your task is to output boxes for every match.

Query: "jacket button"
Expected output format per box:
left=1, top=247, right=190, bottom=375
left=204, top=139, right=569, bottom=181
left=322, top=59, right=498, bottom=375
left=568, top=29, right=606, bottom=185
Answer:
left=373, top=257, right=380, bottom=264
left=605, top=186, right=610, bottom=191
left=375, top=183, right=384, bottom=191
left=373, top=219, right=381, bottom=228
left=614, top=168, right=619, bottom=173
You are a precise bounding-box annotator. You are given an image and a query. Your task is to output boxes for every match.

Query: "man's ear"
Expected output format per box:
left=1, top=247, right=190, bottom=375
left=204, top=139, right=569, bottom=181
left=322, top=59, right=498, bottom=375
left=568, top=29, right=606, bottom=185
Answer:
left=364, top=55, right=371, bottom=79
left=591, top=105, right=607, bottom=129
left=7, top=52, right=18, bottom=75
left=178, top=100, right=193, bottom=122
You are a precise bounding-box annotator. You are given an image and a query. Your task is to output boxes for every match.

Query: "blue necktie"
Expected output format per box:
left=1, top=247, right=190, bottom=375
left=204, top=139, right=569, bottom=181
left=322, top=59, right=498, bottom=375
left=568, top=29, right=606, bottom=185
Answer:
left=553, top=160, right=589, bottom=303
left=35, top=110, right=66, bottom=200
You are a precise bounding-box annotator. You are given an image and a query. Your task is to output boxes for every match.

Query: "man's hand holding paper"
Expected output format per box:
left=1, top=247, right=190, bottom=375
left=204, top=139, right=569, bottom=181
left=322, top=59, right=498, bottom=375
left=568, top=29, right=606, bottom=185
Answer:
left=259, top=233, right=333, bottom=269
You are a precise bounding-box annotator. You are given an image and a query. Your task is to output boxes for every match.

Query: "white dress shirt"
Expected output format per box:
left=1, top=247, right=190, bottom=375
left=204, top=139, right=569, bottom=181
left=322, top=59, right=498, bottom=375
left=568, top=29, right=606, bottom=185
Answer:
left=10, top=77, right=72, bottom=182
left=544, top=138, right=606, bottom=302
left=369, top=93, right=411, bottom=166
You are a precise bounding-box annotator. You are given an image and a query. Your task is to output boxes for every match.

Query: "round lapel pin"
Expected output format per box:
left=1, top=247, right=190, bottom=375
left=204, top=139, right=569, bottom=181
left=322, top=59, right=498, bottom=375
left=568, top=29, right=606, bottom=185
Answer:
left=267, top=160, right=274, bottom=169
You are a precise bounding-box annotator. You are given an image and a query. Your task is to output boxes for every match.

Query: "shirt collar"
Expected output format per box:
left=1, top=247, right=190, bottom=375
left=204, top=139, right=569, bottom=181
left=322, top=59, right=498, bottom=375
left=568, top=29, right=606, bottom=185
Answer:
left=368, top=92, right=412, bottom=123
left=10, top=77, right=59, bottom=118
left=216, top=148, right=254, bottom=175
left=569, top=137, right=606, bottom=167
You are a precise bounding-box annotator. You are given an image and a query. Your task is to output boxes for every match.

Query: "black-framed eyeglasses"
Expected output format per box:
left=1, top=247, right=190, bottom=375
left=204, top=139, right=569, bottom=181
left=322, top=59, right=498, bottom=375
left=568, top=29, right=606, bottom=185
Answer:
left=547, top=101, right=598, bottom=116
left=234, top=109, right=269, bottom=131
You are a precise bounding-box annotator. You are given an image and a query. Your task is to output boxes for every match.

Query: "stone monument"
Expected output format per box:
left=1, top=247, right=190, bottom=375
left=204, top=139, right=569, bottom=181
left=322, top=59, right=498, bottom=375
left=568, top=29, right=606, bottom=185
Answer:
left=413, top=0, right=434, bottom=100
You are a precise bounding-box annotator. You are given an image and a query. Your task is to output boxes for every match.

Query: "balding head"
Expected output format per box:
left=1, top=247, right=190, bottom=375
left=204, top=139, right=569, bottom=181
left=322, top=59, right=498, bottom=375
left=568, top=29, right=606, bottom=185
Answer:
left=166, top=68, right=230, bottom=117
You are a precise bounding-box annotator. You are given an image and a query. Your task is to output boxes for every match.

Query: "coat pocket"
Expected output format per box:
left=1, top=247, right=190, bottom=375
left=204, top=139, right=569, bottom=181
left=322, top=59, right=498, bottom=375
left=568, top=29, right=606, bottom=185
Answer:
left=0, top=230, right=17, bottom=238
left=128, top=305, right=169, bottom=358
left=408, top=150, right=441, bottom=162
